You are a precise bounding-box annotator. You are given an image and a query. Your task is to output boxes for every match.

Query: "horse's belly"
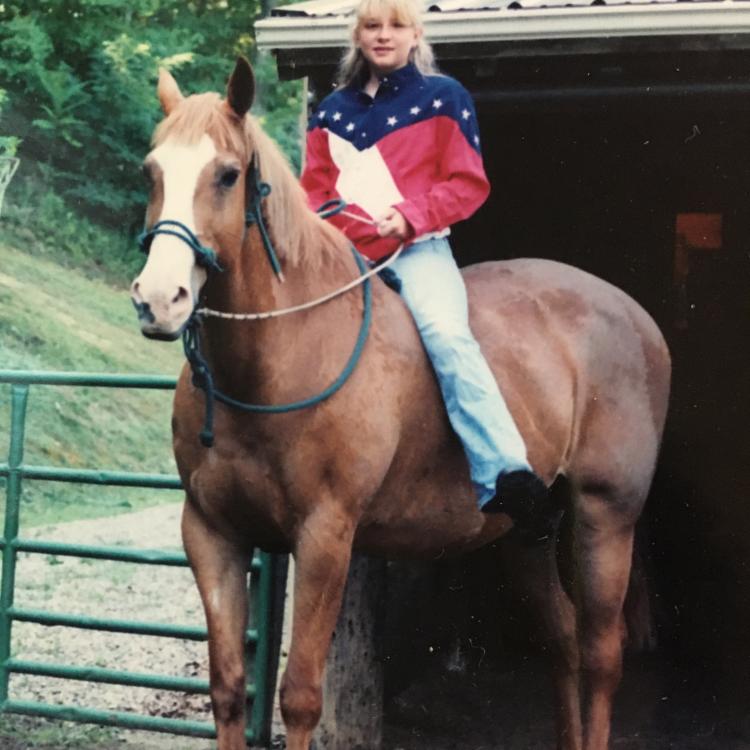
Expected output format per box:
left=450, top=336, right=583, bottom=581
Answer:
left=354, top=453, right=512, bottom=559
left=354, top=506, right=509, bottom=559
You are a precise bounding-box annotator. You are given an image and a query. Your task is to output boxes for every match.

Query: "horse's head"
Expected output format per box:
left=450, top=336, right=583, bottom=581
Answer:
left=130, top=58, right=255, bottom=340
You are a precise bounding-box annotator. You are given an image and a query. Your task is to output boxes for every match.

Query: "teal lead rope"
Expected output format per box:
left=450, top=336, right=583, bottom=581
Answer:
left=183, top=246, right=371, bottom=447
left=139, top=160, right=373, bottom=448
left=245, top=155, right=283, bottom=280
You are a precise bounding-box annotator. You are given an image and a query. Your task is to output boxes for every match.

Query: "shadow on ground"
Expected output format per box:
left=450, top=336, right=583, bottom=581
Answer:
left=383, top=654, right=750, bottom=750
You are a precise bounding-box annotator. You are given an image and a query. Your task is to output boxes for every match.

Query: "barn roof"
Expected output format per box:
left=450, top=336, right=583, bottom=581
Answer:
left=256, top=0, right=750, bottom=65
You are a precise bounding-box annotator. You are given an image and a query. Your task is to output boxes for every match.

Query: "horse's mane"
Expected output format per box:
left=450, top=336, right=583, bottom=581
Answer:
left=153, top=92, right=347, bottom=271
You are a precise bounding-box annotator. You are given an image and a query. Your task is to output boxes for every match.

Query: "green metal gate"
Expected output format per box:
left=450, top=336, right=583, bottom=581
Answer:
left=0, top=370, right=282, bottom=745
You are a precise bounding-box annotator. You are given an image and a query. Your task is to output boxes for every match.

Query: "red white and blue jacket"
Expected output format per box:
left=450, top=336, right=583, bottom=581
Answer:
left=301, top=64, right=491, bottom=261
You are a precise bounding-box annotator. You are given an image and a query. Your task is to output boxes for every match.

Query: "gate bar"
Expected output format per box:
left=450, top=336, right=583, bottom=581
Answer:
left=2, top=699, right=246, bottom=740
left=0, top=384, right=29, bottom=704
left=0, top=371, right=177, bottom=388
left=7, top=607, right=258, bottom=644
left=2, top=540, right=188, bottom=566
left=7, top=606, right=211, bottom=641
left=0, top=465, right=183, bottom=489
left=6, top=659, right=217, bottom=695
left=2, top=539, right=263, bottom=569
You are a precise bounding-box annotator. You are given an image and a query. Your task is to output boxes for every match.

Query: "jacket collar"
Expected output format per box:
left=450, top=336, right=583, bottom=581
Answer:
left=350, top=62, right=424, bottom=99
left=376, top=63, right=422, bottom=89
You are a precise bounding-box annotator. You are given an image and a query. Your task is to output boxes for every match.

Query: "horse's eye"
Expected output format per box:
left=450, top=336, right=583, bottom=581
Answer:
left=142, top=164, right=153, bottom=185
left=219, top=169, right=240, bottom=189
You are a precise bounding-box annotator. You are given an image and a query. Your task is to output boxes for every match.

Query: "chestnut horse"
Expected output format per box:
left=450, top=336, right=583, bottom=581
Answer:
left=130, top=58, right=670, bottom=750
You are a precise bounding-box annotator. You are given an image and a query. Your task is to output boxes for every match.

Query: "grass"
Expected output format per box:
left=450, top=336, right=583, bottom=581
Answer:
left=0, top=235, right=206, bottom=748
left=0, top=236, right=185, bottom=526
left=0, top=715, right=120, bottom=749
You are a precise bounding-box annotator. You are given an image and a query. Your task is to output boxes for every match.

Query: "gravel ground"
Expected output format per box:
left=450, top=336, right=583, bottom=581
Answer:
left=8, top=506, right=750, bottom=750
left=8, top=503, right=214, bottom=750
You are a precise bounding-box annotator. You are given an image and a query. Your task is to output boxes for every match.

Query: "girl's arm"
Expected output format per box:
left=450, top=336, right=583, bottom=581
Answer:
left=393, top=86, right=490, bottom=238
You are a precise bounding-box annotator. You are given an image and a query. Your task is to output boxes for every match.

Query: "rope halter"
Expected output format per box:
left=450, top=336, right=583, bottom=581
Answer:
left=138, top=219, right=222, bottom=274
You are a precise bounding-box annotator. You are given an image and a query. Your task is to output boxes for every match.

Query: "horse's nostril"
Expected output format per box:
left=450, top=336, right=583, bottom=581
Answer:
left=172, top=287, right=189, bottom=305
left=131, top=280, right=141, bottom=300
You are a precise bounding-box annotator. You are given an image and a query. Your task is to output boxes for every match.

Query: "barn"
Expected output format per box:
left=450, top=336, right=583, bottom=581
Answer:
left=257, top=2, right=750, bottom=745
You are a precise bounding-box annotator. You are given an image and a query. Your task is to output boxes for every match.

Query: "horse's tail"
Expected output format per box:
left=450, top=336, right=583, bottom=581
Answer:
left=624, top=542, right=657, bottom=652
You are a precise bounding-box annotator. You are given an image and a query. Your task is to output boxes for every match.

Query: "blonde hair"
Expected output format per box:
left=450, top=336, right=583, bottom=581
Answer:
left=337, top=0, right=439, bottom=88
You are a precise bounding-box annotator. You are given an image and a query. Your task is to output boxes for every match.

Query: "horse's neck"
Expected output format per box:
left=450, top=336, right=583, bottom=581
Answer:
left=199, top=231, right=362, bottom=403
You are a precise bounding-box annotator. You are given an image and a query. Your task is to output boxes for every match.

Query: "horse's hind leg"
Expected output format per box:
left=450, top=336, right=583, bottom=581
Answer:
left=575, top=485, right=643, bottom=750
left=182, top=500, right=252, bottom=750
left=502, top=516, right=583, bottom=750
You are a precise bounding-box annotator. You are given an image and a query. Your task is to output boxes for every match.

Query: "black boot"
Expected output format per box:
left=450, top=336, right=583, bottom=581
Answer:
left=480, top=470, right=555, bottom=543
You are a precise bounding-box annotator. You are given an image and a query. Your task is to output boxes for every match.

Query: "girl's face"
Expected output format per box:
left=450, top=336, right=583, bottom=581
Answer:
left=356, top=13, right=421, bottom=75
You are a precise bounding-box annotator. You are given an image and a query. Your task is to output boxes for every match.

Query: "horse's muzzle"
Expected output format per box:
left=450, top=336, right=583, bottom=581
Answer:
left=132, top=299, right=184, bottom=341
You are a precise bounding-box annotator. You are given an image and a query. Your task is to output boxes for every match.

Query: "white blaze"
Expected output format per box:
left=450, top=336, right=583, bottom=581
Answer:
left=154, top=134, right=217, bottom=227
left=138, top=135, right=217, bottom=296
left=132, top=134, right=217, bottom=333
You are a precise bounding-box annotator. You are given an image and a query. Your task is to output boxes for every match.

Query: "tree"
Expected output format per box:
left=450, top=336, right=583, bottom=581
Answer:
left=0, top=0, right=303, bottom=240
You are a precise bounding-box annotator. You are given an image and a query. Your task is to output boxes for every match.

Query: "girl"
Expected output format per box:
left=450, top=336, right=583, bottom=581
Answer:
left=301, top=0, right=550, bottom=533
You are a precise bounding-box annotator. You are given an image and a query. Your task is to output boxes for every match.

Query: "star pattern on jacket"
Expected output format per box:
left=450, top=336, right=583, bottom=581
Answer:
left=306, top=64, right=483, bottom=157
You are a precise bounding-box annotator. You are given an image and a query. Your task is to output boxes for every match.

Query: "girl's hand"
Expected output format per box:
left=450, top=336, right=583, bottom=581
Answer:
left=376, top=207, right=410, bottom=239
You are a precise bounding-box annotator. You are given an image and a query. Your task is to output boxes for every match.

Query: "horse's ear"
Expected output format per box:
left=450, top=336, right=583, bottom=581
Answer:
left=158, top=69, right=183, bottom=115
left=226, top=57, right=255, bottom=118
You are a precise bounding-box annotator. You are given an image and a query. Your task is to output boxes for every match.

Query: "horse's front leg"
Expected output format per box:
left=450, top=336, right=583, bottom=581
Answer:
left=280, top=507, right=355, bottom=750
left=182, top=499, right=252, bottom=750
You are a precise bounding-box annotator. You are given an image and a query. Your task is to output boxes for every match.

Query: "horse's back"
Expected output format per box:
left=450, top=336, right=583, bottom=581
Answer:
left=463, top=258, right=671, bottom=490
left=464, top=257, right=667, bottom=365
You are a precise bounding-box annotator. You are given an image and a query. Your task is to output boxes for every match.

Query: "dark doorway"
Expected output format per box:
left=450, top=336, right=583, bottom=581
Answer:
left=448, top=97, right=750, bottom=715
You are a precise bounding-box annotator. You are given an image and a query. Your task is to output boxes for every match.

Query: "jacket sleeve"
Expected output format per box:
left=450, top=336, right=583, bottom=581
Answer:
left=301, top=124, right=400, bottom=259
left=394, top=85, right=490, bottom=239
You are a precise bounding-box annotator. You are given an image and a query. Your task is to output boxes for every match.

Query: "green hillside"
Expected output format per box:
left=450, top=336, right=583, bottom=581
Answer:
left=0, top=238, right=186, bottom=525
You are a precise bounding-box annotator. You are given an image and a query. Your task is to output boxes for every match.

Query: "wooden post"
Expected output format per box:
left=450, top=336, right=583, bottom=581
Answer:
left=313, top=554, right=386, bottom=750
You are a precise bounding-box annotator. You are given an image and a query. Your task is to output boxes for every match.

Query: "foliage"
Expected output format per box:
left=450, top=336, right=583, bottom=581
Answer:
left=0, top=88, right=21, bottom=156
left=2, top=176, right=145, bottom=284
left=254, top=52, right=305, bottom=173
left=0, top=0, right=304, bottom=268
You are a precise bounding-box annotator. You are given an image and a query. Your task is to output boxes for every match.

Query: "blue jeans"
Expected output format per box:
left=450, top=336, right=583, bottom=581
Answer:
left=389, top=237, right=532, bottom=506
